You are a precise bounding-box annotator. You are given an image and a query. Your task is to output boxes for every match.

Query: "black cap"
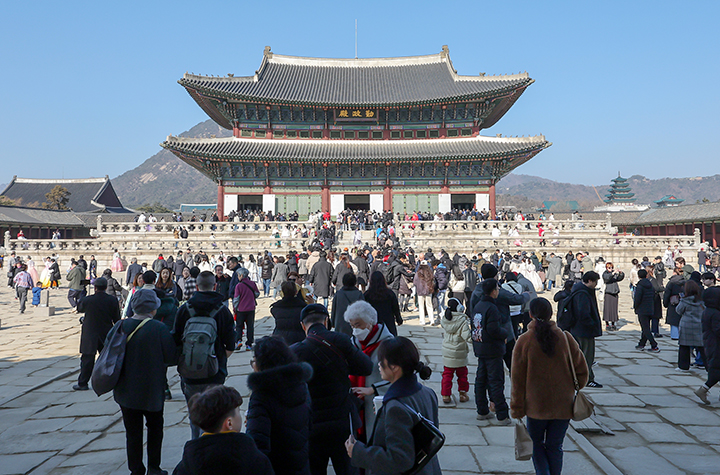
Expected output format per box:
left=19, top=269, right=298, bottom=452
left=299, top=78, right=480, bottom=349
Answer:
left=480, top=263, right=499, bottom=279
left=93, top=277, right=108, bottom=289
left=300, top=303, right=329, bottom=322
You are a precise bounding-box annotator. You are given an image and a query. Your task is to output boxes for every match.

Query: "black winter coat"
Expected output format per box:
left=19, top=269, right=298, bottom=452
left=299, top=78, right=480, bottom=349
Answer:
left=603, top=270, right=625, bottom=295
left=78, top=291, right=121, bottom=354
left=364, top=290, right=403, bottom=336
left=471, top=295, right=508, bottom=358
left=633, top=278, right=655, bottom=317
left=702, top=287, right=720, bottom=371
left=172, top=432, right=274, bottom=475
left=664, top=274, right=686, bottom=326
left=353, top=256, right=370, bottom=285
left=247, top=362, right=313, bottom=475
left=291, top=324, right=373, bottom=437
left=271, top=296, right=307, bottom=345
left=309, top=259, right=333, bottom=298
left=331, top=286, right=364, bottom=336
left=568, top=282, right=602, bottom=339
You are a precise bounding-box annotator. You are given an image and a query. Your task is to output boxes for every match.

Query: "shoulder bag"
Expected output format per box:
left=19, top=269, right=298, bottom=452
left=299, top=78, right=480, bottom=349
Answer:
left=564, top=332, right=594, bottom=421
left=397, top=401, right=446, bottom=475
left=91, top=318, right=150, bottom=396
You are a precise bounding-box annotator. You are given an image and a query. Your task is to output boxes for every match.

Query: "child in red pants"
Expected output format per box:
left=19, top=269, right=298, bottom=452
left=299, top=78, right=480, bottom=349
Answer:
left=441, top=297, right=471, bottom=403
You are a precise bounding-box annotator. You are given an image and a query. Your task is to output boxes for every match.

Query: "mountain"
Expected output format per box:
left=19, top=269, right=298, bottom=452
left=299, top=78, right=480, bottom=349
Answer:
left=112, top=119, right=720, bottom=210
left=112, top=120, right=231, bottom=208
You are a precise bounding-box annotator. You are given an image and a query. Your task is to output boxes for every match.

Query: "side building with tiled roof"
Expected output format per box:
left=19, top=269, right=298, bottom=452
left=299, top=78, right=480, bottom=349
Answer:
left=162, top=46, right=550, bottom=218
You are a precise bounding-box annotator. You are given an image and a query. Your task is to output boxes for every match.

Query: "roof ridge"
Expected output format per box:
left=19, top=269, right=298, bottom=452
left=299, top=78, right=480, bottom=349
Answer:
left=13, top=177, right=108, bottom=184
left=164, top=134, right=548, bottom=145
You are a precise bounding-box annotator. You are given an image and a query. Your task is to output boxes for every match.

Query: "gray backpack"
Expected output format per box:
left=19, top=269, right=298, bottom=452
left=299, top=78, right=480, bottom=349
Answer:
left=177, top=303, right=223, bottom=379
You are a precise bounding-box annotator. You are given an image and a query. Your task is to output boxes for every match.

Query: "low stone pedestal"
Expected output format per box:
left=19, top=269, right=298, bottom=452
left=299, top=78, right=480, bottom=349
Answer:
left=35, top=306, right=55, bottom=316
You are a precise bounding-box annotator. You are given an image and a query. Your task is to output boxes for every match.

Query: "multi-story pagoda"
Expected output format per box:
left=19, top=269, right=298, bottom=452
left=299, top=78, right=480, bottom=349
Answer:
left=604, top=175, right=636, bottom=205
left=162, top=46, right=551, bottom=219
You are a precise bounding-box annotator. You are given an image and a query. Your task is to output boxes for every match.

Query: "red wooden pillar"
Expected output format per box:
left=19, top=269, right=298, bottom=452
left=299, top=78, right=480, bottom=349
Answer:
left=383, top=186, right=393, bottom=212
left=321, top=186, right=331, bottom=213
left=489, top=183, right=497, bottom=219
left=713, top=222, right=717, bottom=247
left=217, top=184, right=225, bottom=221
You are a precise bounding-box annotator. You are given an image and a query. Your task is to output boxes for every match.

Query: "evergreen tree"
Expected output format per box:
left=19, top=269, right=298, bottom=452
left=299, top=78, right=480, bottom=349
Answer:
left=42, top=185, right=71, bottom=210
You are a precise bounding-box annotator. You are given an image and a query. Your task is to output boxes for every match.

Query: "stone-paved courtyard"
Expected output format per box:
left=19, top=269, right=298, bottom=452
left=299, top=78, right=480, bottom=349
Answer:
left=1, top=280, right=719, bottom=475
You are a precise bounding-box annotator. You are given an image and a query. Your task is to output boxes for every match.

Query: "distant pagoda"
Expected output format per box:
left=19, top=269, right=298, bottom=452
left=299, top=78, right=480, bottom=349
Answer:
left=594, top=173, right=647, bottom=212
left=604, top=174, right=635, bottom=204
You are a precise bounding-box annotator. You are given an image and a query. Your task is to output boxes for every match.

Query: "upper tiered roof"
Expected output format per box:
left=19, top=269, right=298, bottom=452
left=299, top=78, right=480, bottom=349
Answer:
left=179, top=46, right=532, bottom=109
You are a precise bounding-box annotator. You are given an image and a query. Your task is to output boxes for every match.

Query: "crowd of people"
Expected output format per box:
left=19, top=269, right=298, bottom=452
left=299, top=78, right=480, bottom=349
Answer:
left=6, top=229, right=720, bottom=475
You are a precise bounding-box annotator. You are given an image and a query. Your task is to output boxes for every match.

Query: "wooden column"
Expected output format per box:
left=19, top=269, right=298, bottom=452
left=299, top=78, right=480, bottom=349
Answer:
left=383, top=186, right=393, bottom=212
left=217, top=184, right=225, bottom=221
left=489, top=183, right=497, bottom=219
left=321, top=186, right=331, bottom=213
left=713, top=222, right=717, bottom=247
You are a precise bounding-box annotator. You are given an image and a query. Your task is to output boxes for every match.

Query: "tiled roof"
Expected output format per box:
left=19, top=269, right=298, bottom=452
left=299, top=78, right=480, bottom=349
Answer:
left=179, top=46, right=532, bottom=108
left=161, top=135, right=550, bottom=162
left=0, top=206, right=87, bottom=226
left=0, top=177, right=129, bottom=213
left=632, top=202, right=720, bottom=225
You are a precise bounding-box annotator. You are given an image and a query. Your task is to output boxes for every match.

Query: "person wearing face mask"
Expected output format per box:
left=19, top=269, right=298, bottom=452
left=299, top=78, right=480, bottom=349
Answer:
left=346, top=301, right=394, bottom=441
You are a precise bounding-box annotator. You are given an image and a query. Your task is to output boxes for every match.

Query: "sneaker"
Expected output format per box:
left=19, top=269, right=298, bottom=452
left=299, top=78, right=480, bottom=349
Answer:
left=694, top=385, right=711, bottom=404
left=245, top=344, right=253, bottom=351
left=459, top=391, right=470, bottom=403
left=72, top=384, right=90, bottom=391
left=442, top=395, right=452, bottom=404
left=476, top=412, right=493, bottom=420
left=234, top=342, right=243, bottom=351
left=648, top=347, right=661, bottom=353
left=586, top=381, right=603, bottom=388
left=675, top=367, right=690, bottom=372
left=592, top=361, right=598, bottom=367
left=495, top=417, right=512, bottom=426
left=635, top=345, right=646, bottom=351
left=654, top=333, right=664, bottom=338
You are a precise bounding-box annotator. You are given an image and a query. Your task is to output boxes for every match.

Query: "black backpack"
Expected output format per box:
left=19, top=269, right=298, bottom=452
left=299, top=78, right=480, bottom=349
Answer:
left=557, top=290, right=579, bottom=331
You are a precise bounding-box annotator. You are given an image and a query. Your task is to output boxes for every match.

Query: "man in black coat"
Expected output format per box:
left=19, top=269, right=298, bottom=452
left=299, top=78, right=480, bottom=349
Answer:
left=308, top=251, right=333, bottom=307
left=75, top=277, right=121, bottom=390
left=352, top=250, right=370, bottom=290
left=173, top=271, right=236, bottom=439
left=567, top=271, right=603, bottom=388
left=634, top=269, right=659, bottom=352
left=292, top=304, right=373, bottom=475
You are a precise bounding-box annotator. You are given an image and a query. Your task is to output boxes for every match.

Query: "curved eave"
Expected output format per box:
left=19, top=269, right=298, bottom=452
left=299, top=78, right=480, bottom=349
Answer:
left=178, top=77, right=533, bottom=110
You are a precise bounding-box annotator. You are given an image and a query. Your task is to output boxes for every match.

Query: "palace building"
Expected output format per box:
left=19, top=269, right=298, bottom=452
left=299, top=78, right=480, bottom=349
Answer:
left=162, top=46, right=550, bottom=219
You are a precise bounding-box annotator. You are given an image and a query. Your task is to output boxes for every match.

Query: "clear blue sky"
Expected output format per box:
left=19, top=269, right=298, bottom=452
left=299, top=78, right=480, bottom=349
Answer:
left=1, top=0, right=718, bottom=187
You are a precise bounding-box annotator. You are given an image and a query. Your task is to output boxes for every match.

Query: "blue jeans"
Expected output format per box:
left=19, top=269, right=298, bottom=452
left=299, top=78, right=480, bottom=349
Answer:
left=437, top=289, right=447, bottom=315
left=263, top=278, right=271, bottom=297
left=526, top=417, right=570, bottom=475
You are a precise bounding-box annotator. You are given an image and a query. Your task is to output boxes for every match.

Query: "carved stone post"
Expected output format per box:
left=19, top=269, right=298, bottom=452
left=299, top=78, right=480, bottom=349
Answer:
left=96, top=215, right=102, bottom=235
left=3, top=230, right=10, bottom=249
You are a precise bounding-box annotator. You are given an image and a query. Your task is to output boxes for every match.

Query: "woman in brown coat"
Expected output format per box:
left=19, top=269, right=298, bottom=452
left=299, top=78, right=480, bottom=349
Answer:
left=511, top=298, right=588, bottom=475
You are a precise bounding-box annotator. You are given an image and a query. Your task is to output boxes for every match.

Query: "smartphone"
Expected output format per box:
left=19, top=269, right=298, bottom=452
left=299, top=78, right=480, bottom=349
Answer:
left=349, top=413, right=356, bottom=441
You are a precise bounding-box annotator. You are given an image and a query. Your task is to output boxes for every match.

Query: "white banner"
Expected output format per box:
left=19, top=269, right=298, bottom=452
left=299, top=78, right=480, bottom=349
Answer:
left=370, top=194, right=384, bottom=212
left=262, top=194, right=276, bottom=214
left=475, top=193, right=490, bottom=212
left=331, top=194, right=345, bottom=216
left=223, top=194, right=238, bottom=213
left=438, top=193, right=451, bottom=213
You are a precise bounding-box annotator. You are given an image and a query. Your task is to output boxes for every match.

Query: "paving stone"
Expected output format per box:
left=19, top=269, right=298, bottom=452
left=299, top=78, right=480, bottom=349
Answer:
left=608, top=409, right=662, bottom=423
left=438, top=408, right=484, bottom=425
left=605, top=446, right=685, bottom=475
left=61, top=415, right=119, bottom=432
left=436, top=446, right=480, bottom=472
left=0, top=452, right=57, bottom=475
left=0, top=432, right=88, bottom=455
left=0, top=417, right=74, bottom=438
left=58, top=448, right=127, bottom=467
left=560, top=450, right=605, bottom=475
left=628, top=423, right=694, bottom=443
left=470, top=446, right=534, bottom=473
left=586, top=392, right=645, bottom=407
left=656, top=407, right=720, bottom=426
left=479, top=426, right=515, bottom=446
left=635, top=394, right=701, bottom=408
left=617, top=386, right=671, bottom=395
left=658, top=451, right=720, bottom=474
left=681, top=425, right=720, bottom=445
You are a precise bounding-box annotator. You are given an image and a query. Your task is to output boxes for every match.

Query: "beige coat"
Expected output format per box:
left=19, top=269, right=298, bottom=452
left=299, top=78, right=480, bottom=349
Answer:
left=441, top=311, right=471, bottom=368
left=511, top=320, right=588, bottom=420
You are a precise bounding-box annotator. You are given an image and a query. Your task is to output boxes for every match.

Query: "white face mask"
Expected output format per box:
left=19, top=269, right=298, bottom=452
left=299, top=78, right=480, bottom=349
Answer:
left=352, top=326, right=371, bottom=341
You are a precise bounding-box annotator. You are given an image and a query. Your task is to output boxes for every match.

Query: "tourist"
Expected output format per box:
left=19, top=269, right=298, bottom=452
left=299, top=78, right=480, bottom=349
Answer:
left=654, top=256, right=667, bottom=287
left=182, top=267, right=200, bottom=301
left=261, top=254, right=274, bottom=297
left=247, top=336, right=312, bottom=475
left=66, top=259, right=86, bottom=314
left=633, top=269, right=660, bottom=353
left=628, top=258, right=641, bottom=298
left=271, top=256, right=288, bottom=299
left=308, top=251, right=333, bottom=307
left=414, top=263, right=437, bottom=326
left=664, top=266, right=686, bottom=340
left=646, top=265, right=665, bottom=338
left=173, top=271, right=236, bottom=439
left=346, top=336, right=441, bottom=475
left=602, top=262, right=625, bottom=331
left=25, top=256, right=40, bottom=285
left=345, top=300, right=394, bottom=439
left=232, top=267, right=259, bottom=351
left=433, top=259, right=450, bottom=315
left=566, top=271, right=604, bottom=388
left=440, top=298, right=471, bottom=404
left=676, top=280, right=706, bottom=371
left=173, top=385, right=273, bottom=474
left=331, top=272, right=364, bottom=336
left=270, top=281, right=307, bottom=345
left=31, top=281, right=42, bottom=307
left=125, top=257, right=142, bottom=288
left=471, top=279, right=511, bottom=424
left=353, top=250, right=370, bottom=290
left=12, top=264, right=33, bottom=314
left=291, top=304, right=373, bottom=475
left=74, top=277, right=120, bottom=391
left=511, top=298, right=588, bottom=475
left=694, top=286, right=720, bottom=404
left=570, top=253, right=584, bottom=282
left=156, top=267, right=181, bottom=301
left=213, top=265, right=231, bottom=303
left=364, top=270, right=403, bottom=336
left=113, top=289, right=176, bottom=475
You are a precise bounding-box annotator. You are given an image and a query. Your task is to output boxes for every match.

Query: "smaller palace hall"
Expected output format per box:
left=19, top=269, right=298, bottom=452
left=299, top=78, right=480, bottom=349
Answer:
left=162, top=46, right=550, bottom=218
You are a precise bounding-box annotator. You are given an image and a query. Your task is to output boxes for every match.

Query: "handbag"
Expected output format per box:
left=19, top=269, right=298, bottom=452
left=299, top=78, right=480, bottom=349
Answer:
left=398, top=401, right=446, bottom=475
left=91, top=318, right=150, bottom=396
left=514, top=420, right=533, bottom=461
left=564, top=333, right=594, bottom=421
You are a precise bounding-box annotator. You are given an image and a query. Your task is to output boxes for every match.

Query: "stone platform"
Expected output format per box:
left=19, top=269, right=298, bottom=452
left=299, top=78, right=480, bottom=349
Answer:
left=1, top=283, right=719, bottom=474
